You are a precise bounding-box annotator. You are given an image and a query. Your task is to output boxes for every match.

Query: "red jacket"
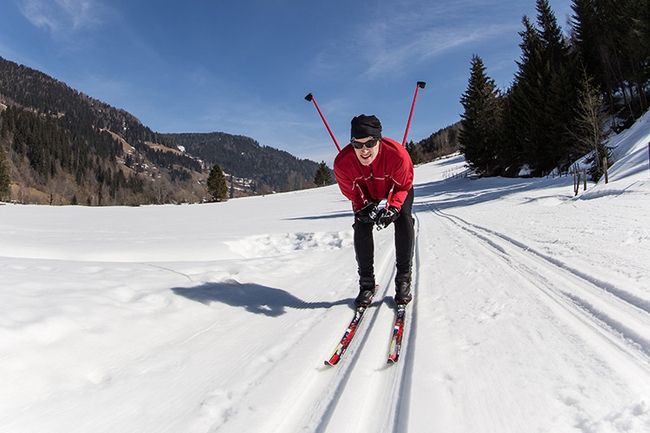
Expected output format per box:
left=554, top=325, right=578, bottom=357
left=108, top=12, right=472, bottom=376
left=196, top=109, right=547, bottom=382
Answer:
left=333, top=137, right=414, bottom=212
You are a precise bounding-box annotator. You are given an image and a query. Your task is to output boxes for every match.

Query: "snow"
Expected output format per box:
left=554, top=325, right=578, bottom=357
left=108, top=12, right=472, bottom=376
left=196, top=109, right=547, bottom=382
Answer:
left=1, top=116, right=650, bottom=433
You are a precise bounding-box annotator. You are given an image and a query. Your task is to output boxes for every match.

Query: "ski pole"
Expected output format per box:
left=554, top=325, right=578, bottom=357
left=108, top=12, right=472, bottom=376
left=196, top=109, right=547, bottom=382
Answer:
left=401, top=81, right=426, bottom=146
left=304, top=93, right=342, bottom=152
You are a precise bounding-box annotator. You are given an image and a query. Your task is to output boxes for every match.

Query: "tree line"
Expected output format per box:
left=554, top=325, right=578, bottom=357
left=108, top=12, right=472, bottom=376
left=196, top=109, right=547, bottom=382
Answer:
left=459, top=0, right=649, bottom=179
left=406, top=122, right=462, bottom=164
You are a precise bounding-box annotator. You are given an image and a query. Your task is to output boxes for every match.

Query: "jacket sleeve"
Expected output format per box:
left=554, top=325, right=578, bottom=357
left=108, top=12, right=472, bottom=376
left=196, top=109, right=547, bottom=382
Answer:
left=334, top=160, right=366, bottom=212
left=387, top=152, right=414, bottom=211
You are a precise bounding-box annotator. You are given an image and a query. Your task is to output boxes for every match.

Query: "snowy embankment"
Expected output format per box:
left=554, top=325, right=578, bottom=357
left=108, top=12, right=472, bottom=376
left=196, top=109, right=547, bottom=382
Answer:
left=1, top=113, right=649, bottom=433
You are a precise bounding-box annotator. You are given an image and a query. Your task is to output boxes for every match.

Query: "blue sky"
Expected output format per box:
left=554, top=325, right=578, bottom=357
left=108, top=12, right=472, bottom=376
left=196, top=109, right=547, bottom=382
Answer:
left=0, top=0, right=572, bottom=164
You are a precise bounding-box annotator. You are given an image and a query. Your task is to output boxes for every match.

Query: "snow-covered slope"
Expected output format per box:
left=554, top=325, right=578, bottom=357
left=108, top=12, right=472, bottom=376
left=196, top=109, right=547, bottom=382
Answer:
left=1, top=118, right=649, bottom=433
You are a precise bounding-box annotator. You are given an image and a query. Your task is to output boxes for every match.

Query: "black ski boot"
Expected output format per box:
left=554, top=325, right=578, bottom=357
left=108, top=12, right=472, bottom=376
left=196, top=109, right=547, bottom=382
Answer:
left=394, top=273, right=412, bottom=306
left=354, top=276, right=376, bottom=308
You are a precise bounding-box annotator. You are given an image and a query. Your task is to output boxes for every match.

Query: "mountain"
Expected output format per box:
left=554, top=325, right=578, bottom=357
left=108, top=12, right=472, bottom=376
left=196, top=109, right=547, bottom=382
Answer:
left=0, top=56, right=321, bottom=205
left=162, top=132, right=321, bottom=194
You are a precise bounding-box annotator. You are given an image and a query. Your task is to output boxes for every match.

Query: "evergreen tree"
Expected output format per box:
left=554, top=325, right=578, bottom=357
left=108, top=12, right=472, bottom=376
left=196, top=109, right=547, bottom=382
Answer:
left=499, top=87, right=525, bottom=176
left=505, top=17, right=547, bottom=174
left=506, top=3, right=582, bottom=176
left=405, top=141, right=424, bottom=165
left=571, top=0, right=650, bottom=117
left=0, top=146, right=10, bottom=200
left=459, top=55, right=503, bottom=176
left=537, top=0, right=582, bottom=168
left=207, top=164, right=228, bottom=201
left=571, top=0, right=614, bottom=108
left=313, top=161, right=332, bottom=186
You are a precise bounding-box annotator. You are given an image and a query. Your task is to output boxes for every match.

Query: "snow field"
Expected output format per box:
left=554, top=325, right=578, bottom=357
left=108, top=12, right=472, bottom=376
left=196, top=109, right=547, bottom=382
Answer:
left=1, top=113, right=650, bottom=432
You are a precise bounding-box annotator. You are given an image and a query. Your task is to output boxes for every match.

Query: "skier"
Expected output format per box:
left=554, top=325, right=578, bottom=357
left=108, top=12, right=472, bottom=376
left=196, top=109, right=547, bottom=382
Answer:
left=333, top=114, right=415, bottom=308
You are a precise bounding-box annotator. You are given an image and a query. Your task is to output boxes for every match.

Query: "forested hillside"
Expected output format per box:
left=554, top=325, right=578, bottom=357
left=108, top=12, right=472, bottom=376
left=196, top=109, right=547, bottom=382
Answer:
left=406, top=122, right=461, bottom=164
left=163, top=132, right=321, bottom=194
left=0, top=57, right=322, bottom=204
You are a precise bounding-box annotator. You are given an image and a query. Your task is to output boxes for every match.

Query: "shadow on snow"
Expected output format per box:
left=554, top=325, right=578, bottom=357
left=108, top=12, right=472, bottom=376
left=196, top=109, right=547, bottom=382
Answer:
left=280, top=176, right=574, bottom=223
left=172, top=280, right=354, bottom=317
left=413, top=175, right=574, bottom=213
left=284, top=210, right=353, bottom=221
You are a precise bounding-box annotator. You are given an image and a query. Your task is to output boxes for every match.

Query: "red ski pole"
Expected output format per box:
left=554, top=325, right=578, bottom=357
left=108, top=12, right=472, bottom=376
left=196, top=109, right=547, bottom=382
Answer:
left=401, top=81, right=426, bottom=146
left=305, top=93, right=342, bottom=152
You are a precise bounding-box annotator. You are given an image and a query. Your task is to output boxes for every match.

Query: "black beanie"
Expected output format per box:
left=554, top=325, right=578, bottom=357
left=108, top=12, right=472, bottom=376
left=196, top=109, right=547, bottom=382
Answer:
left=351, top=114, right=382, bottom=139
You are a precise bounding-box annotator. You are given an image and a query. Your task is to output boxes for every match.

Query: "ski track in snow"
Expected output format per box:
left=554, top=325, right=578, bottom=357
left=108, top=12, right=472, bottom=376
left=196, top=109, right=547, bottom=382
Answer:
left=431, top=207, right=650, bottom=364
left=408, top=200, right=650, bottom=433
left=250, top=233, right=405, bottom=433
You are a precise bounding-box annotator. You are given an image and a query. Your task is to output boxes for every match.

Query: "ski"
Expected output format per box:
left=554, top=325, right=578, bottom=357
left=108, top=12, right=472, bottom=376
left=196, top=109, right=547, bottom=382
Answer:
left=324, top=306, right=368, bottom=366
left=387, top=305, right=407, bottom=364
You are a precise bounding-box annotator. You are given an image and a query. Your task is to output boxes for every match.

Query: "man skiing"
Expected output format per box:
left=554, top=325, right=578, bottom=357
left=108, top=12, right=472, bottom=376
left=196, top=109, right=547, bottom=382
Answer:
left=333, top=114, right=415, bottom=308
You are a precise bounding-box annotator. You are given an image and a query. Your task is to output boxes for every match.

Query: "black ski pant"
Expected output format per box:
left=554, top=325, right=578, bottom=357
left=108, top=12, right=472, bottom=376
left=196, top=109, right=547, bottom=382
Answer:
left=353, top=188, right=415, bottom=284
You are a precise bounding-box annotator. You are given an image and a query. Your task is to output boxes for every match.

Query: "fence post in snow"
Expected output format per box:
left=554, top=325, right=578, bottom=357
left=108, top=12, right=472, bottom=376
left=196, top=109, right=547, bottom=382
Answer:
left=603, top=157, right=609, bottom=184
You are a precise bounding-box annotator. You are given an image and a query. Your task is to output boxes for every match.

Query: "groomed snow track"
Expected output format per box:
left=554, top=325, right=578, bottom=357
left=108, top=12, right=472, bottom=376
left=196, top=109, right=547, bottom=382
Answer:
left=268, top=216, right=421, bottom=433
left=430, top=207, right=650, bottom=368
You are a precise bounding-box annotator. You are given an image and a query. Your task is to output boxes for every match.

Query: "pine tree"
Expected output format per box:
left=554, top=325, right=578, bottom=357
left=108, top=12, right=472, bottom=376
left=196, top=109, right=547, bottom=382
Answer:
left=207, top=164, right=228, bottom=202
left=459, top=55, right=503, bottom=176
left=499, top=87, right=525, bottom=176
left=537, top=0, right=582, bottom=168
left=571, top=0, right=650, bottom=117
left=313, top=161, right=332, bottom=186
left=0, top=146, right=10, bottom=200
left=506, top=4, right=582, bottom=176
left=406, top=141, right=424, bottom=165
left=571, top=0, right=613, bottom=107
left=505, top=17, right=547, bottom=174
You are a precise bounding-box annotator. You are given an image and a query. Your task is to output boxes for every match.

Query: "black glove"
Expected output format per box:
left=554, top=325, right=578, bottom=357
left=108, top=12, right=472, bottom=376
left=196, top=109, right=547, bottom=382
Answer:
left=355, top=202, right=379, bottom=224
left=375, top=206, right=400, bottom=229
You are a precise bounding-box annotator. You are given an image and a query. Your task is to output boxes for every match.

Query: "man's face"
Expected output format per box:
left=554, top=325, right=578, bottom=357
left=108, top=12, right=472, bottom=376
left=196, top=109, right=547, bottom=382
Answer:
left=352, top=136, right=380, bottom=166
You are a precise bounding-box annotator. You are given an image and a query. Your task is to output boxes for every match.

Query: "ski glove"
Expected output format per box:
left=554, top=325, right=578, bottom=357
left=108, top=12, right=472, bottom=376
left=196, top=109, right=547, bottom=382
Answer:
left=375, top=206, right=400, bottom=229
left=355, top=201, right=379, bottom=224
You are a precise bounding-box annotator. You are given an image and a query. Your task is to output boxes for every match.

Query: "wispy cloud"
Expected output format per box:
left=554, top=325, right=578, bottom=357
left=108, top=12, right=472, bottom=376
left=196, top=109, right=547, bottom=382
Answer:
left=18, top=0, right=106, bottom=37
left=311, top=0, right=519, bottom=80
left=363, top=23, right=517, bottom=79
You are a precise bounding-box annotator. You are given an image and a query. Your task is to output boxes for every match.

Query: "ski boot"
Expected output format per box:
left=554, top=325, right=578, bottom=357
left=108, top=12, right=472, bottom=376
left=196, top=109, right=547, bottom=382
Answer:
left=394, top=273, right=412, bottom=306
left=354, top=276, right=376, bottom=308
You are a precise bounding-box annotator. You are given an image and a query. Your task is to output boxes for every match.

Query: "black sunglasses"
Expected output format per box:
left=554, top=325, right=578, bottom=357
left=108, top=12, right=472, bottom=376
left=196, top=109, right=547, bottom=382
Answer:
left=351, top=138, right=379, bottom=149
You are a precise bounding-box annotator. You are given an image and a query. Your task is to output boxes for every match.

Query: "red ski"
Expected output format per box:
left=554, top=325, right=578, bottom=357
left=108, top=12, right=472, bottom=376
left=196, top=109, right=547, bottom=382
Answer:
left=387, top=305, right=406, bottom=364
left=324, top=306, right=368, bottom=366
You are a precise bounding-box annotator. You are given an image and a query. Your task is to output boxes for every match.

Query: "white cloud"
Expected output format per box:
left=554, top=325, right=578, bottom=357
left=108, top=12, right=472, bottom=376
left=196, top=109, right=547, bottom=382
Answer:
left=363, top=24, right=517, bottom=79
left=311, top=0, right=519, bottom=81
left=18, top=0, right=104, bottom=36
